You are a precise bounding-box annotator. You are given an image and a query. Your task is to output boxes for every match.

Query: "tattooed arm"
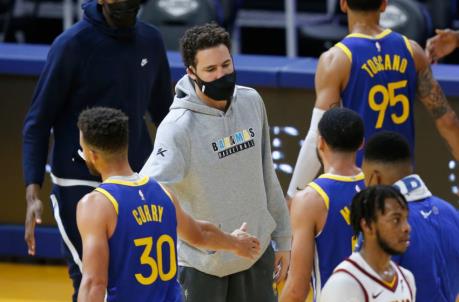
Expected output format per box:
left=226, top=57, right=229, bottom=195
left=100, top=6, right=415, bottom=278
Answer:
left=411, top=40, right=459, bottom=160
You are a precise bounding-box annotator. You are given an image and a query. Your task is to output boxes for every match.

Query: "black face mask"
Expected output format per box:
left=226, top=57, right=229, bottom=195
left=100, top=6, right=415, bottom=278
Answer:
left=104, top=0, right=140, bottom=28
left=194, top=71, right=236, bottom=101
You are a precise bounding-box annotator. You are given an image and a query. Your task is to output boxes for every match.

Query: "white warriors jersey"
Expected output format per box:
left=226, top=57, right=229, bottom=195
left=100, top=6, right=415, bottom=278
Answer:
left=320, top=252, right=416, bottom=302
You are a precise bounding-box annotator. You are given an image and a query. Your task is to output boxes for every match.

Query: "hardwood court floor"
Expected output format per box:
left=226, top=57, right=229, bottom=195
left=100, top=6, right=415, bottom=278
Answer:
left=0, top=262, right=314, bottom=302
left=0, top=262, right=72, bottom=302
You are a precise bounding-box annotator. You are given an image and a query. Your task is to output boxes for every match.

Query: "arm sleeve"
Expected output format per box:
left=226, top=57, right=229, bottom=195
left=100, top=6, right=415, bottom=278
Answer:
left=140, top=121, right=189, bottom=186
left=287, top=108, right=324, bottom=197
left=148, top=36, right=173, bottom=127
left=22, top=39, right=79, bottom=186
left=320, top=272, right=366, bottom=302
left=259, top=96, right=292, bottom=251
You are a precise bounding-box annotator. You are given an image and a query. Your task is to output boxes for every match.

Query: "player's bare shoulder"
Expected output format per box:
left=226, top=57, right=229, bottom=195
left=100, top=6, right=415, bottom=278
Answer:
left=79, top=190, right=107, bottom=207
left=319, top=46, right=352, bottom=73
left=291, top=185, right=328, bottom=217
left=78, top=190, right=117, bottom=218
left=320, top=46, right=352, bottom=66
left=407, top=39, right=429, bottom=72
left=77, top=189, right=118, bottom=237
left=316, top=46, right=351, bottom=93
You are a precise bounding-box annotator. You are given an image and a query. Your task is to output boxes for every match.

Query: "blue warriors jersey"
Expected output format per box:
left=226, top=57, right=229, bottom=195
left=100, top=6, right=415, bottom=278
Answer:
left=309, top=172, right=365, bottom=300
left=337, top=29, right=417, bottom=165
left=95, top=176, right=181, bottom=302
left=392, top=175, right=459, bottom=302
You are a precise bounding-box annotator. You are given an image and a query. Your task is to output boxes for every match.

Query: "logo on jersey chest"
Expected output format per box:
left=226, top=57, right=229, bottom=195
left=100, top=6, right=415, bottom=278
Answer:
left=211, top=128, right=255, bottom=159
left=372, top=290, right=383, bottom=299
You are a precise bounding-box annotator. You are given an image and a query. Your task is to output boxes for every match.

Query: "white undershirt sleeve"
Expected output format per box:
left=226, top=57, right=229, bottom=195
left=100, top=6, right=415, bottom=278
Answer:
left=287, top=108, right=325, bottom=197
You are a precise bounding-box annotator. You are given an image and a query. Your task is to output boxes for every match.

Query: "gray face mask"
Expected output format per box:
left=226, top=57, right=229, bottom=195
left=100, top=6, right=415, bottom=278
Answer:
left=194, top=71, right=236, bottom=101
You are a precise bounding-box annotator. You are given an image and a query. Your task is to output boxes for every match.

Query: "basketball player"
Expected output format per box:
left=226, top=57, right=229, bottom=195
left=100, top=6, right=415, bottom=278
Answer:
left=76, top=107, right=261, bottom=302
left=280, top=108, right=365, bottom=302
left=363, top=131, right=459, bottom=302
left=320, top=185, right=415, bottom=301
left=288, top=0, right=459, bottom=200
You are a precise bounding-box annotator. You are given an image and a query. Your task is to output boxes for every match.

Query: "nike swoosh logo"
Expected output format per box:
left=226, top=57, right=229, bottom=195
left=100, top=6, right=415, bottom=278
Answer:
left=372, top=291, right=383, bottom=299
left=420, top=210, right=432, bottom=219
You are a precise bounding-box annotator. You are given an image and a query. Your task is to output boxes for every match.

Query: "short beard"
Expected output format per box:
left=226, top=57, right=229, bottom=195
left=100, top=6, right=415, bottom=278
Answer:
left=376, top=229, right=404, bottom=256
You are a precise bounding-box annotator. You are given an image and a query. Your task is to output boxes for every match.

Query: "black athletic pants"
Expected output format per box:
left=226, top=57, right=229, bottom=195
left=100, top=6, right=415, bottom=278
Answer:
left=178, top=245, right=277, bottom=302
left=51, top=185, right=93, bottom=302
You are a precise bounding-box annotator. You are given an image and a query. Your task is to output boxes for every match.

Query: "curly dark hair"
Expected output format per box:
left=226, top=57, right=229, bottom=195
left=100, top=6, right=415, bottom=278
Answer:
left=364, top=131, right=411, bottom=164
left=77, top=107, right=129, bottom=155
left=318, top=107, right=364, bottom=153
left=350, top=185, right=408, bottom=237
left=180, top=22, right=231, bottom=68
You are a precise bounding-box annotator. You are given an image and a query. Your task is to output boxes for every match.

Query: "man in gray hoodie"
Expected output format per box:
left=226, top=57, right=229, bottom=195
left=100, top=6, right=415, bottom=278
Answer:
left=140, top=23, right=292, bottom=301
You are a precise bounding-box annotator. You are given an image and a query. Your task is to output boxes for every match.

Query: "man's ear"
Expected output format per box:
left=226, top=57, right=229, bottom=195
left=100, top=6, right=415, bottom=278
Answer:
left=360, top=217, right=374, bottom=235
left=364, top=167, right=383, bottom=186
left=87, top=149, right=98, bottom=163
left=340, top=0, right=348, bottom=14
left=186, top=67, right=197, bottom=81
left=317, top=135, right=325, bottom=152
left=372, top=170, right=383, bottom=185
left=380, top=0, right=388, bottom=13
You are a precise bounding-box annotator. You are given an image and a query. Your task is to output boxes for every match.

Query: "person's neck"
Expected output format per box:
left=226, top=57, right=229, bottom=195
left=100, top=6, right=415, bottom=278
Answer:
left=194, top=82, right=228, bottom=112
left=323, top=152, right=360, bottom=176
left=379, top=164, right=413, bottom=185
left=360, top=244, right=393, bottom=282
left=100, top=161, right=135, bottom=181
left=348, top=11, right=384, bottom=36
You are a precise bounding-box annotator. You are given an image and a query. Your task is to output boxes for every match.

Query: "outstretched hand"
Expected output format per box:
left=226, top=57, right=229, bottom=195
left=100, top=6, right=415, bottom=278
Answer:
left=426, top=29, right=459, bottom=63
left=25, top=184, right=43, bottom=256
left=273, top=250, right=290, bottom=285
left=230, top=222, right=261, bottom=259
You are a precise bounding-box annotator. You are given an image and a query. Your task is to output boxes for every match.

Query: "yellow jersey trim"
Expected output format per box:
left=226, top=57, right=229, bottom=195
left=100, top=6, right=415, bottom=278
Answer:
left=382, top=273, right=398, bottom=288
left=318, top=172, right=365, bottom=182
left=347, top=29, right=392, bottom=40
left=104, top=176, right=149, bottom=187
left=308, top=182, right=330, bottom=210
left=95, top=187, right=119, bottom=215
left=402, top=35, right=414, bottom=58
left=336, top=42, right=352, bottom=63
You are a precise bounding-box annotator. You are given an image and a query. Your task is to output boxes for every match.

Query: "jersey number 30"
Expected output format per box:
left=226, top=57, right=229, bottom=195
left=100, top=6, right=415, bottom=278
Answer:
left=134, top=235, right=177, bottom=285
left=368, top=80, right=409, bottom=128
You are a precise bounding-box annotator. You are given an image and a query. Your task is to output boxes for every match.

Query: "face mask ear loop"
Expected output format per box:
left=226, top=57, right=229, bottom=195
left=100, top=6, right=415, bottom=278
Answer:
left=189, top=67, right=204, bottom=91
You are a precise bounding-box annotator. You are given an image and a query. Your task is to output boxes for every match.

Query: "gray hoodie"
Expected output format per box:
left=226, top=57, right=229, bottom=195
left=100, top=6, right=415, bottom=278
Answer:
left=140, top=75, right=291, bottom=277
